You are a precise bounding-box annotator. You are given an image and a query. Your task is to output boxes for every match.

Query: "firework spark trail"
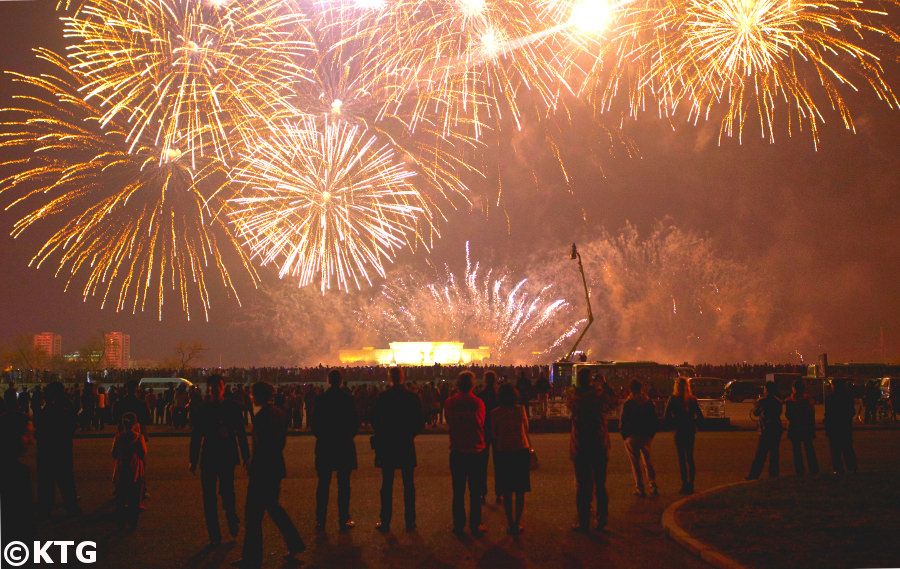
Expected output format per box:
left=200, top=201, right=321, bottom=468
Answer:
left=650, top=0, right=900, bottom=144
left=365, top=243, right=583, bottom=362
left=364, top=0, right=583, bottom=138
left=228, top=115, right=433, bottom=292
left=62, top=0, right=313, bottom=166
left=222, top=2, right=481, bottom=293
left=289, top=0, right=480, bottom=204
left=1, top=0, right=899, bottom=316
left=0, top=50, right=257, bottom=320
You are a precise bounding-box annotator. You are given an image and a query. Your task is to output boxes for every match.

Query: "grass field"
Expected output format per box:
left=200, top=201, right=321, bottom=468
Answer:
left=675, top=471, right=900, bottom=569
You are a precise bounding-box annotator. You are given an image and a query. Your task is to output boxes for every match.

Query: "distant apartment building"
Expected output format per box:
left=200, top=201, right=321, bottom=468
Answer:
left=103, top=332, right=131, bottom=369
left=33, top=332, right=62, bottom=361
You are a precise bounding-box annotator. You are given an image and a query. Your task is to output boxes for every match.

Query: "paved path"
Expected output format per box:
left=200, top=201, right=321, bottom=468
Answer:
left=25, top=431, right=900, bottom=569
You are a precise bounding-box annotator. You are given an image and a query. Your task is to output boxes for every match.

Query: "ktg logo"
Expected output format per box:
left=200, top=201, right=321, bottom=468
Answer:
left=3, top=540, right=97, bottom=566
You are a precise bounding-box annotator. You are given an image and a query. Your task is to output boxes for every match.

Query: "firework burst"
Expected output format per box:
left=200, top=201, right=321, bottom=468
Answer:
left=364, top=0, right=580, bottom=137
left=365, top=243, right=584, bottom=362
left=0, top=50, right=257, bottom=320
left=62, top=0, right=313, bottom=165
left=228, top=115, right=434, bottom=292
left=657, top=0, right=900, bottom=144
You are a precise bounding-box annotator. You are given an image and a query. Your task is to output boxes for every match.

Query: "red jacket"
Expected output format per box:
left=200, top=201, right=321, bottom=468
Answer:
left=445, top=392, right=485, bottom=453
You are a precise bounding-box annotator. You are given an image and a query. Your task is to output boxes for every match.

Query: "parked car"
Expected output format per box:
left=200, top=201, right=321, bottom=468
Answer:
left=689, top=377, right=728, bottom=399
left=723, top=380, right=764, bottom=402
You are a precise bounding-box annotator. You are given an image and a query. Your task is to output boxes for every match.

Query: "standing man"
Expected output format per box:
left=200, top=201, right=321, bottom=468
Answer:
left=785, top=379, right=819, bottom=476
left=34, top=381, right=82, bottom=519
left=234, top=382, right=305, bottom=569
left=114, top=381, right=151, bottom=436
left=444, top=370, right=487, bottom=537
left=190, top=375, right=249, bottom=546
left=824, top=378, right=857, bottom=474
left=4, top=382, right=17, bottom=413
left=568, top=369, right=618, bottom=533
left=312, top=370, right=359, bottom=532
left=516, top=372, right=534, bottom=418
left=619, top=380, right=659, bottom=497
left=746, top=382, right=783, bottom=480
left=534, top=373, right=551, bottom=419
left=372, top=367, right=424, bottom=532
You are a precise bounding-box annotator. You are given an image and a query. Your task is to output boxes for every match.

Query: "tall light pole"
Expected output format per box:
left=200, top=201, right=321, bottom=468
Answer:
left=563, top=243, right=594, bottom=362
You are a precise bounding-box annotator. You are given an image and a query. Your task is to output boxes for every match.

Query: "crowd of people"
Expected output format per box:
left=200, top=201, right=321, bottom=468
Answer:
left=2, top=369, right=556, bottom=433
left=745, top=377, right=859, bottom=480
left=0, top=368, right=870, bottom=569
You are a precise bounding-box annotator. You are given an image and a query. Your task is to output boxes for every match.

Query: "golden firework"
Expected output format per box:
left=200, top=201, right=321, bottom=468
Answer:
left=229, top=115, right=434, bottom=292
left=365, top=0, right=579, bottom=137
left=0, top=50, right=257, bottom=320
left=657, top=0, right=900, bottom=143
left=62, top=0, right=313, bottom=165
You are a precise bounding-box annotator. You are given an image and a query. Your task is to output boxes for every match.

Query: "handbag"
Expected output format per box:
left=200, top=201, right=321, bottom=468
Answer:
left=528, top=447, right=539, bottom=471
left=525, top=410, right=538, bottom=471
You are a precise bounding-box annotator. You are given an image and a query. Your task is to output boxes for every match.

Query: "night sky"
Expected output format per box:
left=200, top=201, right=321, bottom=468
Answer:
left=1, top=0, right=899, bottom=367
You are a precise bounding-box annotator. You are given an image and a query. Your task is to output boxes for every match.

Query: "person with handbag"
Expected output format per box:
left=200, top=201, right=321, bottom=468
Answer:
left=490, top=383, right=531, bottom=536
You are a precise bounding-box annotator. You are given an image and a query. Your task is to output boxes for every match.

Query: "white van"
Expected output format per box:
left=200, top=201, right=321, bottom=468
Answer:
left=139, top=377, right=193, bottom=394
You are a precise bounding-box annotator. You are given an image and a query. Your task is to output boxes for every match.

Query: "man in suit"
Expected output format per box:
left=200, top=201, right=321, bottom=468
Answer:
left=372, top=367, right=424, bottom=532
left=190, top=374, right=249, bottom=546
left=568, top=370, right=618, bottom=532
left=312, top=370, right=359, bottom=532
left=34, top=381, right=82, bottom=518
left=233, top=382, right=304, bottom=569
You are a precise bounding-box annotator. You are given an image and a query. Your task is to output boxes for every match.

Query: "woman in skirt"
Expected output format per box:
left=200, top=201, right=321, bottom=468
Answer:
left=490, top=383, right=531, bottom=535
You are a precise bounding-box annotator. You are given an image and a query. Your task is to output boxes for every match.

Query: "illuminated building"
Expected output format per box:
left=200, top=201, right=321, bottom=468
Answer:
left=339, top=342, right=490, bottom=366
left=33, top=332, right=62, bottom=360
left=102, top=331, right=131, bottom=369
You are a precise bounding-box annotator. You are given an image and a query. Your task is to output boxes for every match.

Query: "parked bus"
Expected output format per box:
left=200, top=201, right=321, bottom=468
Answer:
left=550, top=361, right=680, bottom=394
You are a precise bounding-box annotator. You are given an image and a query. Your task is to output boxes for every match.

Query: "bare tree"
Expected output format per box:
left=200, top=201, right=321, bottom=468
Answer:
left=176, top=341, right=206, bottom=374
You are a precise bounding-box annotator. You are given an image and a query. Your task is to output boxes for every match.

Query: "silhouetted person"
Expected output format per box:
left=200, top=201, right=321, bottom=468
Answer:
left=491, top=383, right=530, bottom=536
left=747, top=382, right=783, bottom=480
left=863, top=380, right=880, bottom=424
left=34, top=381, right=82, bottom=518
left=825, top=378, right=857, bottom=474
left=534, top=373, right=551, bottom=419
left=312, top=370, right=359, bottom=532
left=112, top=411, right=146, bottom=529
left=516, top=372, right=533, bottom=418
left=664, top=377, right=703, bottom=494
left=114, top=380, right=151, bottom=434
left=372, top=367, right=424, bottom=532
left=445, top=370, right=487, bottom=537
left=568, top=369, right=618, bottom=532
left=785, top=379, right=819, bottom=476
left=190, top=374, right=249, bottom=546
left=234, top=382, right=305, bottom=569
left=80, top=382, right=97, bottom=431
left=477, top=370, right=500, bottom=505
left=4, top=382, right=17, bottom=413
left=620, top=380, right=659, bottom=497
left=0, top=411, right=35, bottom=543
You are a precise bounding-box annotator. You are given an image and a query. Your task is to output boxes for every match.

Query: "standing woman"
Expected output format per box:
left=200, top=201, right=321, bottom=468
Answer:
left=491, top=383, right=531, bottom=536
left=664, top=378, right=703, bottom=494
